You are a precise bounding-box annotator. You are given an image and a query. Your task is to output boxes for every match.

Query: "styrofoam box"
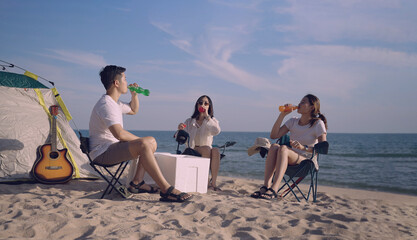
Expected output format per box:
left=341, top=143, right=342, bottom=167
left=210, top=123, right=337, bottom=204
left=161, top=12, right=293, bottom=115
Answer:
left=142, top=152, right=210, bottom=193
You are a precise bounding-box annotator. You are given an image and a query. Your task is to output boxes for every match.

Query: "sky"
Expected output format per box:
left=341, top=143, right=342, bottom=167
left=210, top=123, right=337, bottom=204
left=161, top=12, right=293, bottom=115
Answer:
left=1, top=0, right=417, bottom=133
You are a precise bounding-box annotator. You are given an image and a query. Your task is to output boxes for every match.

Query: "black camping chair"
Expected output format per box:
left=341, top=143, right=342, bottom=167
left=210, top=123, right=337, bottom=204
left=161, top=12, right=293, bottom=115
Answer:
left=258, top=135, right=329, bottom=202
left=174, top=130, right=236, bottom=159
left=213, top=141, right=237, bottom=159
left=78, top=132, right=131, bottom=199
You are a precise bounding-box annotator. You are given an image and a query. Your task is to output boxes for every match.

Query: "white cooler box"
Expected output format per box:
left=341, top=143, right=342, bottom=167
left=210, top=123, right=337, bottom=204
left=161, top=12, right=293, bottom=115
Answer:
left=140, top=152, right=210, bottom=193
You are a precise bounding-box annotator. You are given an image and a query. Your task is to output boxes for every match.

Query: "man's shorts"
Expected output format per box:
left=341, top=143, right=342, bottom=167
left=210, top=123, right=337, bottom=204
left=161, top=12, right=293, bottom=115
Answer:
left=93, top=141, right=134, bottom=166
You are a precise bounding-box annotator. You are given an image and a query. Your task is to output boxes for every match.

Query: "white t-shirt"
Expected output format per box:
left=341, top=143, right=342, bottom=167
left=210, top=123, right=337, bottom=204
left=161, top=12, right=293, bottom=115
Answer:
left=284, top=117, right=327, bottom=169
left=89, top=94, right=131, bottom=160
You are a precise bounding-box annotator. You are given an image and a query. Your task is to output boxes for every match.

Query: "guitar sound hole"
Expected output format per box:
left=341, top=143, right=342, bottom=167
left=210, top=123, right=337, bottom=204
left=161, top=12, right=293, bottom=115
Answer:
left=49, top=152, right=59, bottom=159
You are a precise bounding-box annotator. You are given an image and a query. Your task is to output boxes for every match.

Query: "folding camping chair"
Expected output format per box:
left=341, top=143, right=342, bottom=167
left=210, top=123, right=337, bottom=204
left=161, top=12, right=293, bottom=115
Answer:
left=259, top=136, right=329, bottom=202
left=78, top=132, right=131, bottom=199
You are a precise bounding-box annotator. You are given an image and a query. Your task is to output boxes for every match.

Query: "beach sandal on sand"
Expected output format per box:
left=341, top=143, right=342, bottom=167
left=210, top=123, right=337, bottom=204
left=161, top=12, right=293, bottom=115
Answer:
left=207, top=178, right=222, bottom=191
left=128, top=180, right=158, bottom=194
left=117, top=185, right=133, bottom=199
left=208, top=185, right=222, bottom=191
left=160, top=186, right=192, bottom=202
left=259, top=188, right=277, bottom=200
left=250, top=186, right=268, bottom=198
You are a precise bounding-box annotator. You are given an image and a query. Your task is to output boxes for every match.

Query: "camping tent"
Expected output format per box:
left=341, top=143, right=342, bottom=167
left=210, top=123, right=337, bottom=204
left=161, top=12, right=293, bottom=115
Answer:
left=0, top=70, right=97, bottom=182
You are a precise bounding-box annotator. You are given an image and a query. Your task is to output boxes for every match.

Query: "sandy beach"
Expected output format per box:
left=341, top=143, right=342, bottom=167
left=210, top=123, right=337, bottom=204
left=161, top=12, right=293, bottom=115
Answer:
left=1, top=176, right=416, bottom=240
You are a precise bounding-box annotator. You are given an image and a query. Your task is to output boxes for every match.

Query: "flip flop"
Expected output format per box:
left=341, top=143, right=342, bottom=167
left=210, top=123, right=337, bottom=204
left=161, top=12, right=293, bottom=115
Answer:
left=128, top=180, right=158, bottom=194
left=159, top=186, right=192, bottom=203
left=250, top=186, right=268, bottom=198
left=259, top=188, right=278, bottom=200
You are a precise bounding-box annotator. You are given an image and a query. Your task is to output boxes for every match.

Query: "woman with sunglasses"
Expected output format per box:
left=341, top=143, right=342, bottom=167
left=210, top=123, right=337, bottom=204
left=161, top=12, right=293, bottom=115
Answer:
left=178, top=95, right=222, bottom=191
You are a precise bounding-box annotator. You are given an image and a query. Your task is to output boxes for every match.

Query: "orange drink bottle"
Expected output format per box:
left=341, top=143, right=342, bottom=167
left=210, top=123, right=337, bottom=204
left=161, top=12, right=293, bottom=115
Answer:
left=279, top=105, right=298, bottom=112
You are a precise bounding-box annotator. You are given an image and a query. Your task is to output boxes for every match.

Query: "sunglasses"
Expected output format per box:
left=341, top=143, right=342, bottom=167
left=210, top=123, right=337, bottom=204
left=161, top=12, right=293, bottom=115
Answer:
left=198, top=101, right=210, bottom=106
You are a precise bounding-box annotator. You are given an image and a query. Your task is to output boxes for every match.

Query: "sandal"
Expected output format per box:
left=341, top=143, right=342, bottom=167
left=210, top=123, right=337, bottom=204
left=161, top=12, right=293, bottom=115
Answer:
left=128, top=180, right=158, bottom=194
left=159, top=186, right=192, bottom=202
left=259, top=188, right=278, bottom=200
left=208, top=185, right=222, bottom=191
left=250, top=186, right=268, bottom=198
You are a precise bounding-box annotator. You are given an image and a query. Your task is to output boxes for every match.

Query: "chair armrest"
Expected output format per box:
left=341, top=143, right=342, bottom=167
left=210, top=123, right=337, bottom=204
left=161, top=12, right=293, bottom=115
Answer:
left=277, top=135, right=291, bottom=147
left=314, top=141, right=329, bottom=154
left=80, top=137, right=90, bottom=154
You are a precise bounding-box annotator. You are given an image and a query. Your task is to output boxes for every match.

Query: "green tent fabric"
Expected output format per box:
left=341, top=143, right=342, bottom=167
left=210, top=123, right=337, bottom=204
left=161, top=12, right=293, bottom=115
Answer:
left=0, top=71, right=48, bottom=88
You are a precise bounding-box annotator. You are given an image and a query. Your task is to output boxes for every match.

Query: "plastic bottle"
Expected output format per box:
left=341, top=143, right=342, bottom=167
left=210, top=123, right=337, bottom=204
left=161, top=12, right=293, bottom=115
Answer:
left=127, top=85, right=150, bottom=96
left=279, top=105, right=298, bottom=112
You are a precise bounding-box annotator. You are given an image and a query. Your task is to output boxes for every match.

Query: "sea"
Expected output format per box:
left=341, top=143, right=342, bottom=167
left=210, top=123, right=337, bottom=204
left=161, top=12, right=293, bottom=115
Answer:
left=78, top=130, right=417, bottom=196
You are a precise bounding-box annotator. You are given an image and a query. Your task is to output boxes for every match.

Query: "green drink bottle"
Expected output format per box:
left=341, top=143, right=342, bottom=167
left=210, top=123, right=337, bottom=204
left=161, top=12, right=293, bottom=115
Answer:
left=128, top=85, right=150, bottom=96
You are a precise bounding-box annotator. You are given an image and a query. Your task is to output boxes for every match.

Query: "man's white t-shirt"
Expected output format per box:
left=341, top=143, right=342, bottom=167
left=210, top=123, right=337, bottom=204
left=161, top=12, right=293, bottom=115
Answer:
left=89, top=94, right=131, bottom=160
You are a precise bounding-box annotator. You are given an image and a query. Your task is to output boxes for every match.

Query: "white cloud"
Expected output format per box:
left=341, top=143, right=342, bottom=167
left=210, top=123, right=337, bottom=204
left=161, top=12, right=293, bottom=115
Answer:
left=277, top=0, right=417, bottom=43
left=262, top=45, right=417, bottom=99
left=151, top=22, right=178, bottom=38
left=170, top=40, right=192, bottom=53
left=268, top=45, right=417, bottom=68
left=130, top=63, right=202, bottom=77
left=40, top=49, right=107, bottom=68
left=208, top=0, right=262, bottom=10
left=151, top=19, right=276, bottom=91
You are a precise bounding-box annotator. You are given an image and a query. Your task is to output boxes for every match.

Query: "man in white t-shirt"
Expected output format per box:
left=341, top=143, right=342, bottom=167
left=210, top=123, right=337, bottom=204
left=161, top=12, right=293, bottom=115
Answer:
left=89, top=65, right=192, bottom=202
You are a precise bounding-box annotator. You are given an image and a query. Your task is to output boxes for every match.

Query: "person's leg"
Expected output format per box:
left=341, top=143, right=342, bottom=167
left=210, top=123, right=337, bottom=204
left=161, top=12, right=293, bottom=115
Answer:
left=260, top=146, right=301, bottom=199
left=133, top=163, right=145, bottom=182
left=209, top=148, right=221, bottom=189
left=195, top=146, right=221, bottom=190
left=251, top=144, right=279, bottom=197
left=129, top=163, right=158, bottom=193
left=195, top=146, right=211, bottom=158
left=263, top=144, right=280, bottom=188
left=129, top=137, right=191, bottom=200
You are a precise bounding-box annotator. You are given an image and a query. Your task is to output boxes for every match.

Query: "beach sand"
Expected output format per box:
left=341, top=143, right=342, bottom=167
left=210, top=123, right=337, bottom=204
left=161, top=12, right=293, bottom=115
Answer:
left=1, top=176, right=416, bottom=239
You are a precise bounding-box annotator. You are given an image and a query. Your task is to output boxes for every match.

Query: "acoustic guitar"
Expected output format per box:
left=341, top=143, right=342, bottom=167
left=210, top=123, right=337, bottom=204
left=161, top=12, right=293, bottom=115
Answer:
left=31, top=105, right=74, bottom=184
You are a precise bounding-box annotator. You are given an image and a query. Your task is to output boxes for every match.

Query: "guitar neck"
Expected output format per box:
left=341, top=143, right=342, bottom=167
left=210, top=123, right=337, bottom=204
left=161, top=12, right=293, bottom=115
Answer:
left=51, top=115, right=58, bottom=153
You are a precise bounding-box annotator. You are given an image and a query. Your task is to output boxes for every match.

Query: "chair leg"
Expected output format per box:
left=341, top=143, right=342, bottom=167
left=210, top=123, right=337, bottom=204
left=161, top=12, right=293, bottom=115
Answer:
left=279, top=170, right=313, bottom=202
left=100, top=162, right=129, bottom=198
left=291, top=177, right=307, bottom=201
left=277, top=162, right=319, bottom=202
left=306, top=173, right=313, bottom=201
left=281, top=176, right=303, bottom=202
left=106, top=162, right=129, bottom=195
left=91, top=162, right=129, bottom=199
left=313, top=171, right=318, bottom=202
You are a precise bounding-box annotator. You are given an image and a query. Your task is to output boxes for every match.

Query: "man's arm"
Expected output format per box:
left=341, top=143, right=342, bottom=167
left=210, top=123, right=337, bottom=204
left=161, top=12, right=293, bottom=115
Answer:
left=109, top=124, right=139, bottom=141
left=127, top=88, right=139, bottom=115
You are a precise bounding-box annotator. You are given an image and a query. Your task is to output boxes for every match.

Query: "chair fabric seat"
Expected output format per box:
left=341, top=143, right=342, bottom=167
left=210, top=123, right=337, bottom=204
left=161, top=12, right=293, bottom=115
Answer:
left=92, top=161, right=124, bottom=168
left=286, top=160, right=314, bottom=178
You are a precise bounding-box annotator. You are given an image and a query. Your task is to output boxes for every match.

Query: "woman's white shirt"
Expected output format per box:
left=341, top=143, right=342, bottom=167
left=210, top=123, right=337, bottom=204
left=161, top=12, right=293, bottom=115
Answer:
left=284, top=117, right=326, bottom=169
left=184, top=117, right=221, bottom=148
